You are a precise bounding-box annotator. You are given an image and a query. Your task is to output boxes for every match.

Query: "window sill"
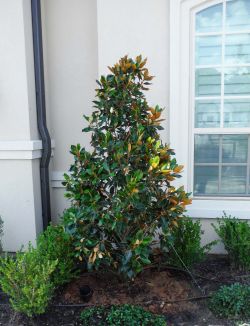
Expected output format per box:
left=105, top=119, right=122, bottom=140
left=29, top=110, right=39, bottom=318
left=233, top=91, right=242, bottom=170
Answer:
left=192, top=196, right=250, bottom=201
left=187, top=198, right=250, bottom=219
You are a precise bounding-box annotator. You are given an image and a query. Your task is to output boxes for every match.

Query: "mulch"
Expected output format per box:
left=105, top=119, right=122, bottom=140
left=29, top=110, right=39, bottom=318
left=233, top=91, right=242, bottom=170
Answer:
left=0, top=254, right=249, bottom=325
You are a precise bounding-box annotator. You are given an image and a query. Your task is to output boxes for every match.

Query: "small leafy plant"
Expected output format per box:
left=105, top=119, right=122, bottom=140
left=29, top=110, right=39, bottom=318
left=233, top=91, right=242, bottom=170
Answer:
left=0, top=224, right=77, bottom=317
left=63, top=55, right=191, bottom=280
left=213, top=213, right=250, bottom=271
left=165, top=216, right=215, bottom=268
left=80, top=304, right=166, bottom=325
left=209, top=283, right=250, bottom=318
left=37, top=224, right=76, bottom=287
left=0, top=244, right=57, bottom=317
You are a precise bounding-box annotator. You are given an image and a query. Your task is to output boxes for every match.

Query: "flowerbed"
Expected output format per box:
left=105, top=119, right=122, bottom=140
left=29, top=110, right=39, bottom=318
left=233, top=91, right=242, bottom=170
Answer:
left=0, top=255, right=249, bottom=325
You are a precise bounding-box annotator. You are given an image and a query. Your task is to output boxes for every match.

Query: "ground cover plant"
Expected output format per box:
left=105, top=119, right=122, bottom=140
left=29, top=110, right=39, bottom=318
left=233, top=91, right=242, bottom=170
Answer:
left=80, top=304, right=166, bottom=326
left=62, top=55, right=191, bottom=280
left=213, top=213, right=250, bottom=271
left=209, top=283, right=250, bottom=319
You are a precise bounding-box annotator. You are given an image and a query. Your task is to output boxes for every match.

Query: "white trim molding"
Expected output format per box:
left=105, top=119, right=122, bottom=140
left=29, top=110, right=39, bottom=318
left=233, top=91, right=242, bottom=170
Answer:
left=169, top=0, right=250, bottom=219
left=170, top=0, right=221, bottom=185
left=51, top=171, right=67, bottom=188
left=187, top=199, right=250, bottom=219
left=0, top=140, right=55, bottom=160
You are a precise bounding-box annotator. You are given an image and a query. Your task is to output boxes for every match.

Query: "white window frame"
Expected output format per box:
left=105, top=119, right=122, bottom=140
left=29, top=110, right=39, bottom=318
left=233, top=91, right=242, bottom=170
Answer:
left=169, top=0, right=250, bottom=219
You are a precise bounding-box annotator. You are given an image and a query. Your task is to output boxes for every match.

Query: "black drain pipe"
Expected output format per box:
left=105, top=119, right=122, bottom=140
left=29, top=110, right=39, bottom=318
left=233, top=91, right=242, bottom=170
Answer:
left=31, top=0, right=51, bottom=229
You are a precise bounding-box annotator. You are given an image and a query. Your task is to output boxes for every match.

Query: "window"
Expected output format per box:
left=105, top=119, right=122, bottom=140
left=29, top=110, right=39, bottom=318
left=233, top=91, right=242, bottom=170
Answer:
left=193, top=0, right=250, bottom=197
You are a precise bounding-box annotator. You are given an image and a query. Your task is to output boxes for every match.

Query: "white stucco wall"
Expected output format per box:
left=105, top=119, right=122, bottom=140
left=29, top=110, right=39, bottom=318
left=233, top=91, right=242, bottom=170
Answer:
left=42, top=0, right=99, bottom=220
left=0, top=0, right=38, bottom=140
left=97, top=0, right=170, bottom=140
left=0, top=0, right=43, bottom=251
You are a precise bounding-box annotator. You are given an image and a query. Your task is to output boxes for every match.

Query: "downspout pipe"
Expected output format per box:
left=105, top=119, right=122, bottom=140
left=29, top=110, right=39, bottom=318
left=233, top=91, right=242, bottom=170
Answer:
left=31, top=0, right=51, bottom=229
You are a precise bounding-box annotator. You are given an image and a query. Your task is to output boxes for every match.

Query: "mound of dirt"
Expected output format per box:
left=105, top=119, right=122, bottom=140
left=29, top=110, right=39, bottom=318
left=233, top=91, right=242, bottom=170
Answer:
left=62, top=268, right=199, bottom=316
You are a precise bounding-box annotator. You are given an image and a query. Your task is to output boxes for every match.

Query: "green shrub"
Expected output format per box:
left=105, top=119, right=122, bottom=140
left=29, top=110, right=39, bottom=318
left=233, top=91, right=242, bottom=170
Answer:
left=0, top=224, right=77, bottom=317
left=0, top=244, right=57, bottom=317
left=62, top=55, right=191, bottom=280
left=80, top=304, right=166, bottom=325
left=37, top=224, right=76, bottom=287
left=164, top=216, right=215, bottom=268
left=213, top=213, right=250, bottom=271
left=209, top=283, right=250, bottom=318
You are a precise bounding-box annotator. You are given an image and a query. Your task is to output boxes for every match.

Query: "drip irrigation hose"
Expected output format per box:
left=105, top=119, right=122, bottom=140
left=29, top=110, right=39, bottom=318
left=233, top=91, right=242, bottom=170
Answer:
left=169, top=243, right=205, bottom=294
left=0, top=295, right=212, bottom=308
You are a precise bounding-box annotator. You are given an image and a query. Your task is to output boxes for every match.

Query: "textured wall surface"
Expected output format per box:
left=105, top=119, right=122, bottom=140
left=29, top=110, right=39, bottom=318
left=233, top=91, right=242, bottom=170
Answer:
left=0, top=0, right=43, bottom=251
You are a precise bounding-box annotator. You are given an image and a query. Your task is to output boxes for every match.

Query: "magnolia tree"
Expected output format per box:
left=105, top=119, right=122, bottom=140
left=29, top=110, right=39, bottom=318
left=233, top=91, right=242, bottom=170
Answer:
left=63, top=55, right=191, bottom=279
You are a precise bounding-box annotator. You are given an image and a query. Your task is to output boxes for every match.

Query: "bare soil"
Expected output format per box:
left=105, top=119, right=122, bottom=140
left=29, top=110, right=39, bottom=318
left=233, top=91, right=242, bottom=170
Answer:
left=0, top=255, right=249, bottom=325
